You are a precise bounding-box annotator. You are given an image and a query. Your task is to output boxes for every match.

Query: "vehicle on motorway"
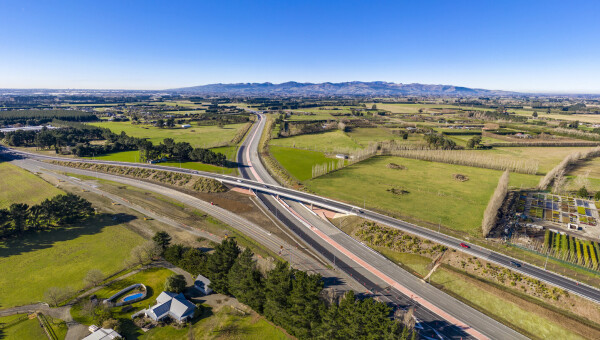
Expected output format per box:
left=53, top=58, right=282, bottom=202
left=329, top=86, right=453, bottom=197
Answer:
left=236, top=179, right=242, bottom=183
left=460, top=243, right=470, bottom=249
left=510, top=261, right=521, bottom=268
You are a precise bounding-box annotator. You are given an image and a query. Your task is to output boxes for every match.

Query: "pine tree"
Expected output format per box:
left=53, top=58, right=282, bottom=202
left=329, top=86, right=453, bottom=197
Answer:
left=204, top=239, right=240, bottom=295
left=264, top=261, right=293, bottom=327
left=228, top=248, right=265, bottom=312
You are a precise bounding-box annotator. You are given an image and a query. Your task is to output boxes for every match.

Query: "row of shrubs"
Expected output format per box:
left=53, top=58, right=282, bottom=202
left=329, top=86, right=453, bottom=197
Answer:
left=51, top=161, right=227, bottom=193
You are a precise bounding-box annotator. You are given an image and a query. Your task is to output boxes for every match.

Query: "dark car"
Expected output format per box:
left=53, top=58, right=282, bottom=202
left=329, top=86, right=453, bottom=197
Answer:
left=510, top=261, right=521, bottom=268
left=460, top=243, right=470, bottom=249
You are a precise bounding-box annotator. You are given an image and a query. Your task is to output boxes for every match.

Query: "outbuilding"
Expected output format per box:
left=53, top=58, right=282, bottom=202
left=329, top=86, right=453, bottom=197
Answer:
left=194, top=274, right=213, bottom=295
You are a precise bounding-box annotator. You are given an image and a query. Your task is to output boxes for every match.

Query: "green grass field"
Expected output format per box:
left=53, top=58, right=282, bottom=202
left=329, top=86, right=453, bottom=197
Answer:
left=0, top=217, right=144, bottom=307
left=270, top=130, right=361, bottom=153
left=431, top=269, right=584, bottom=339
left=141, top=305, right=291, bottom=340
left=0, top=162, right=64, bottom=209
left=306, top=156, right=540, bottom=233
left=346, top=127, right=422, bottom=147
left=489, top=147, right=598, bottom=174
left=270, top=146, right=335, bottom=181
left=88, top=121, right=247, bottom=147
left=0, top=314, right=61, bottom=340
left=286, top=111, right=335, bottom=121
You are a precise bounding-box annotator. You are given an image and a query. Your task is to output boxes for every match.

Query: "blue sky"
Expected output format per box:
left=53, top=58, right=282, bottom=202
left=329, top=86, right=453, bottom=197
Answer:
left=0, top=0, right=599, bottom=92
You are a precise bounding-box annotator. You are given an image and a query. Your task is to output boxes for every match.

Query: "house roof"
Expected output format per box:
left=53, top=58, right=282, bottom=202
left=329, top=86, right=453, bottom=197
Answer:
left=148, top=292, right=196, bottom=321
left=194, top=274, right=211, bottom=290
left=82, top=328, right=122, bottom=340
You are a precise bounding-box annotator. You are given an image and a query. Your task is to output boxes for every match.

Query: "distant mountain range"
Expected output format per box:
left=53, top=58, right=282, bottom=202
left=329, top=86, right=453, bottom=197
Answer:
left=169, top=81, right=516, bottom=97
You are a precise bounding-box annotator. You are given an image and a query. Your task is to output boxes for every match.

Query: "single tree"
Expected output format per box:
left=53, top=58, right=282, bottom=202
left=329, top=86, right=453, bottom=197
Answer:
left=84, top=269, right=105, bottom=287
left=204, top=239, right=240, bottom=294
left=595, top=191, right=600, bottom=201
left=44, top=287, right=74, bottom=307
left=577, top=186, right=589, bottom=198
left=152, top=231, right=172, bottom=251
left=532, top=111, right=538, bottom=118
left=165, top=274, right=187, bottom=293
left=9, top=203, right=29, bottom=233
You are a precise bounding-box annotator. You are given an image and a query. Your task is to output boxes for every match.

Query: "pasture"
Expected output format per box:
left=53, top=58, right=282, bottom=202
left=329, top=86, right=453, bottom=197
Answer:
left=88, top=121, right=247, bottom=148
left=270, top=130, right=361, bottom=153
left=346, top=127, right=422, bottom=146
left=0, top=314, right=67, bottom=340
left=0, top=162, right=64, bottom=209
left=306, top=156, right=540, bottom=233
left=0, top=217, right=144, bottom=307
left=270, top=146, right=334, bottom=181
left=489, top=146, right=599, bottom=174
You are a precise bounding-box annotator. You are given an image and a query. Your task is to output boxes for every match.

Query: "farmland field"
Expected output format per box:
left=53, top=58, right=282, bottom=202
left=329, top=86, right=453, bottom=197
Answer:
left=569, top=157, right=600, bottom=179
left=285, top=111, right=335, bottom=121
left=306, top=156, right=540, bottom=233
left=0, top=162, right=64, bottom=209
left=270, top=130, right=361, bottom=152
left=0, top=314, right=67, bottom=340
left=0, top=217, right=144, bottom=307
left=489, top=146, right=599, bottom=174
left=270, top=146, right=335, bottom=181
left=346, top=127, right=422, bottom=146
left=87, top=121, right=247, bottom=147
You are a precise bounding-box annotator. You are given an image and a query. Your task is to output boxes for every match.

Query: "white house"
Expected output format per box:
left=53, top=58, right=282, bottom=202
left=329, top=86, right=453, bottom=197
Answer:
left=194, top=274, right=213, bottom=295
left=145, top=292, right=196, bottom=323
left=82, top=325, right=121, bottom=340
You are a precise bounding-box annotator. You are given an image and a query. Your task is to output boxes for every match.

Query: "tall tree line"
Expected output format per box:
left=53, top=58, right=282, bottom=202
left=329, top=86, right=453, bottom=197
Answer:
left=0, top=193, right=94, bottom=238
left=160, top=236, right=415, bottom=339
left=2, top=125, right=227, bottom=166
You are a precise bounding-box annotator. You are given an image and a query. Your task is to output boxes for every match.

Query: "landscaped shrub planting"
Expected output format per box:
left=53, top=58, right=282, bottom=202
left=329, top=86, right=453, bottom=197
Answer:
left=51, top=161, right=227, bottom=193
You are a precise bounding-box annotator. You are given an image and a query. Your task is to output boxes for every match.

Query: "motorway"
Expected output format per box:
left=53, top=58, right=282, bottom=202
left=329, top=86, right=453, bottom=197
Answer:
left=4, top=112, right=597, bottom=337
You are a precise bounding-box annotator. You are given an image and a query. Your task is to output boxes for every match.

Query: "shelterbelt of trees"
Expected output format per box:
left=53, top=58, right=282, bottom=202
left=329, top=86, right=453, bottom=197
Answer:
left=1, top=122, right=227, bottom=165
left=0, top=109, right=97, bottom=126
left=0, top=193, right=94, bottom=238
left=155, top=233, right=416, bottom=340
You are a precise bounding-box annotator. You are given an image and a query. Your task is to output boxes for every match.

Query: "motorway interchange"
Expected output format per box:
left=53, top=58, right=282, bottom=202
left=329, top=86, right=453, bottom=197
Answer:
left=3, top=113, right=600, bottom=340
